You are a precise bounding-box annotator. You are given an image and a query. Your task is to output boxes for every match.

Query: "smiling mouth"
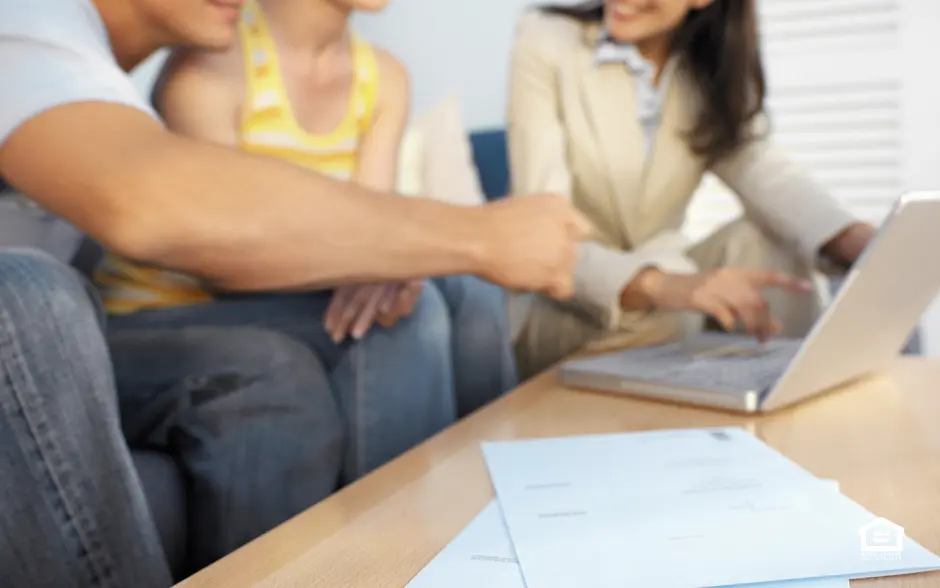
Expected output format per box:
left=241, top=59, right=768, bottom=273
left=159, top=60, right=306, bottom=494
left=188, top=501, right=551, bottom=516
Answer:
left=609, top=2, right=641, bottom=20
left=209, top=0, right=244, bottom=18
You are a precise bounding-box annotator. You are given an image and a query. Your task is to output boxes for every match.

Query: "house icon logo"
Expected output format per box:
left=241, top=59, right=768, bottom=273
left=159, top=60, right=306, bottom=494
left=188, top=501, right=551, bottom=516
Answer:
left=859, top=517, right=904, bottom=561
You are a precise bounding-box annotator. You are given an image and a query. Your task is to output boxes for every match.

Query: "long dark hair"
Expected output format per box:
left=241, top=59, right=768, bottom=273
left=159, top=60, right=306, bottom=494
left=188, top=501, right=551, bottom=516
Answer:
left=542, top=0, right=766, bottom=163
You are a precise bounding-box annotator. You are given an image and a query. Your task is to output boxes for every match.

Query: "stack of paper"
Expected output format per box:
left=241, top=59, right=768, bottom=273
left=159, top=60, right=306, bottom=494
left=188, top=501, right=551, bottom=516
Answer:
left=407, top=427, right=940, bottom=588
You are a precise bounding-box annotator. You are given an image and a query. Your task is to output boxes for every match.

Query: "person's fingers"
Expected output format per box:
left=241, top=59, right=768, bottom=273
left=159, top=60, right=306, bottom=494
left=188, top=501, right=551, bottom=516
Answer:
left=324, top=299, right=340, bottom=335
left=769, top=317, right=782, bottom=338
left=728, top=292, right=759, bottom=337
left=696, top=295, right=736, bottom=333
left=378, top=284, right=398, bottom=314
left=376, top=282, right=418, bottom=328
left=398, top=281, right=422, bottom=315
left=388, top=281, right=422, bottom=321
left=718, top=287, right=773, bottom=340
left=377, top=285, right=407, bottom=328
left=324, top=287, right=354, bottom=336
left=746, top=269, right=814, bottom=293
left=750, top=301, right=774, bottom=343
left=333, top=286, right=378, bottom=342
left=350, top=287, right=385, bottom=340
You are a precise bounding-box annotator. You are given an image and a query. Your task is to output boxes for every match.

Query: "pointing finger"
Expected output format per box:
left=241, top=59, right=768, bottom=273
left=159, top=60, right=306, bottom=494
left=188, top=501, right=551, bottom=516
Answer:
left=749, top=270, right=813, bottom=293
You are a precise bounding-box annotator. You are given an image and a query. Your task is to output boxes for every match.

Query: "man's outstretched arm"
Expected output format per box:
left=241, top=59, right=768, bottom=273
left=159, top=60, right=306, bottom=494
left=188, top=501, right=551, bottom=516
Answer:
left=0, top=102, right=586, bottom=296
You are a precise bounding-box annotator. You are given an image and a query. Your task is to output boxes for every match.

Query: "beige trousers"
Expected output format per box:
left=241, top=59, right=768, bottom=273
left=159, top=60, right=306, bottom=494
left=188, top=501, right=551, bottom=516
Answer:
left=513, top=219, right=827, bottom=379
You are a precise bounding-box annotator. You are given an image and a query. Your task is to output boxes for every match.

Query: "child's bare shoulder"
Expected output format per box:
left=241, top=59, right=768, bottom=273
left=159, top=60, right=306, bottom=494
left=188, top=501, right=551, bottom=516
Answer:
left=370, top=46, right=409, bottom=104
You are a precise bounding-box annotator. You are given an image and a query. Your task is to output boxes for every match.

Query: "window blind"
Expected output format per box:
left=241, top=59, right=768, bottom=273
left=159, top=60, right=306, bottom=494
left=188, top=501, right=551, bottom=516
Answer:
left=682, top=0, right=906, bottom=241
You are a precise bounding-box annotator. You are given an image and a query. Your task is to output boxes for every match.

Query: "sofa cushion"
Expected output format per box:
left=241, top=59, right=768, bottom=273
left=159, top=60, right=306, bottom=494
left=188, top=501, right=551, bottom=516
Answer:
left=397, top=96, right=487, bottom=207
left=132, top=450, right=188, bottom=580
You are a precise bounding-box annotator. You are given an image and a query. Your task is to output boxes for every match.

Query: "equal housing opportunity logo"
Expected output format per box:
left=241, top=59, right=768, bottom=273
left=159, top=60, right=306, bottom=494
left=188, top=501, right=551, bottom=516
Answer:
left=859, top=517, right=904, bottom=561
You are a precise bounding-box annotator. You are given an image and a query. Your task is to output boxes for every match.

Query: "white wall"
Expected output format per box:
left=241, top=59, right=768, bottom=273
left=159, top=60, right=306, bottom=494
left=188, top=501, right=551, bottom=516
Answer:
left=352, top=0, right=554, bottom=129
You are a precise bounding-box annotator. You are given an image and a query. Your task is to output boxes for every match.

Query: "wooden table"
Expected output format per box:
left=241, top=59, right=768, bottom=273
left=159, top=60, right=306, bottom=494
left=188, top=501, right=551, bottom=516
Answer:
left=176, top=358, right=940, bottom=588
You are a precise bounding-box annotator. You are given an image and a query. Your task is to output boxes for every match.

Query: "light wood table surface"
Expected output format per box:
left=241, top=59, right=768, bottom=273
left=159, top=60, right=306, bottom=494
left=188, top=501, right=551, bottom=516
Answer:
left=176, top=358, right=940, bottom=588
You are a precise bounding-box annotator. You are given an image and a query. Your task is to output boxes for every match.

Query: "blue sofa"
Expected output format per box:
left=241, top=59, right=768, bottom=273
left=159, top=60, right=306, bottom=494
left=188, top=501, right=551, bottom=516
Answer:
left=469, top=129, right=512, bottom=201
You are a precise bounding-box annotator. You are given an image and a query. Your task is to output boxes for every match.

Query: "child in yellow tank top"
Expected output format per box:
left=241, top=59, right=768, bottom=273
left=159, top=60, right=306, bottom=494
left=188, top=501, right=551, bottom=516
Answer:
left=94, top=0, right=383, bottom=316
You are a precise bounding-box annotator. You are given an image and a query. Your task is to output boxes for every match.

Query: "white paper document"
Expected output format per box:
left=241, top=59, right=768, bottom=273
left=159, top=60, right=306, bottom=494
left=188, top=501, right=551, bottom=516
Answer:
left=406, top=500, right=849, bottom=588
left=480, top=427, right=940, bottom=588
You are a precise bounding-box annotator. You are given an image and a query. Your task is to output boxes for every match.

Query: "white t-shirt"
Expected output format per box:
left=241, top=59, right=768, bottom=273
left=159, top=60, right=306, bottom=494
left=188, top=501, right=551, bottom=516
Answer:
left=0, top=0, right=156, bottom=259
left=0, top=0, right=156, bottom=145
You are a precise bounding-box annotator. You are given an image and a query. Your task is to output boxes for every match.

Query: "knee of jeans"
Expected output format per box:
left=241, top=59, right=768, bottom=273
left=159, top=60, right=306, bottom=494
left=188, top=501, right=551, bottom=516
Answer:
left=399, top=284, right=452, bottom=361
left=184, top=329, right=345, bottom=440
left=194, top=329, right=330, bottom=402
left=442, top=277, right=510, bottom=350
left=0, top=248, right=99, bottom=328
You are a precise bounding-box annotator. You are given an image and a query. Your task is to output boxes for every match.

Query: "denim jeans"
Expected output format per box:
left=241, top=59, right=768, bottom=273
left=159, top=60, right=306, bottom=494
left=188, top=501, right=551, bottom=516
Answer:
left=0, top=249, right=173, bottom=587
left=0, top=248, right=354, bottom=584
left=107, top=276, right=519, bottom=484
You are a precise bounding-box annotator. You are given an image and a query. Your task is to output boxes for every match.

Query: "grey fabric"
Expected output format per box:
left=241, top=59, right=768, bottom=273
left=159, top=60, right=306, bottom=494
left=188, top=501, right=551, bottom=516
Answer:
left=0, top=195, right=83, bottom=262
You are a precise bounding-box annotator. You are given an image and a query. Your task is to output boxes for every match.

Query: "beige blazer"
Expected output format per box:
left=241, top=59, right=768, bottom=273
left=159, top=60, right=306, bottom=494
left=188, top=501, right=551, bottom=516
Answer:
left=507, top=10, right=856, bottom=331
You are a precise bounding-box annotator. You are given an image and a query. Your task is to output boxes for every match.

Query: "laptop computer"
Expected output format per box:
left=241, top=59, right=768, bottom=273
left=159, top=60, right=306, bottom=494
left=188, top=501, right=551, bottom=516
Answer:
left=559, top=191, right=940, bottom=413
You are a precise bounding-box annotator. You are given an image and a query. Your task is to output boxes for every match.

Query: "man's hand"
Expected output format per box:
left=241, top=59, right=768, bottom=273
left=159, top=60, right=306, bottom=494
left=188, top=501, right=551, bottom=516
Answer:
left=476, top=194, right=592, bottom=298
left=626, top=267, right=814, bottom=341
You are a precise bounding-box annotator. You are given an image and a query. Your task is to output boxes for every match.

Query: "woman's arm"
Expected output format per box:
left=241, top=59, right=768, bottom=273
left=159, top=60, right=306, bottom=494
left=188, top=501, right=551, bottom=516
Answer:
left=507, top=11, right=695, bottom=328
left=710, top=127, right=865, bottom=267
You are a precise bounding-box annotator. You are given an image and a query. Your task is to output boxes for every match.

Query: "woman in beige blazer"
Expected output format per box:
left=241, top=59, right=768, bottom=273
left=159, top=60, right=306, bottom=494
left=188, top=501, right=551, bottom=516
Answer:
left=508, top=0, right=878, bottom=378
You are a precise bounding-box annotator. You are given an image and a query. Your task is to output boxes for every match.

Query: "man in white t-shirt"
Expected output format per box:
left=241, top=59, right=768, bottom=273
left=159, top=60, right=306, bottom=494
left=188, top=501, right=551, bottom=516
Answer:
left=0, top=0, right=591, bottom=585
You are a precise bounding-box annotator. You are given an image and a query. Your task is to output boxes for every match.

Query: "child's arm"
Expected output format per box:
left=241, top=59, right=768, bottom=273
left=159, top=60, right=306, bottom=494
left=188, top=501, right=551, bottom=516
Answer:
left=352, top=48, right=410, bottom=193
left=326, top=48, right=418, bottom=341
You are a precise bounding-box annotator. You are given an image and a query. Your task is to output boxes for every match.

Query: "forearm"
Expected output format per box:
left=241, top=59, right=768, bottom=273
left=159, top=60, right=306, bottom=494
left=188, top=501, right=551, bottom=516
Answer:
left=712, top=136, right=857, bottom=263
left=115, top=135, right=487, bottom=291
left=572, top=241, right=698, bottom=327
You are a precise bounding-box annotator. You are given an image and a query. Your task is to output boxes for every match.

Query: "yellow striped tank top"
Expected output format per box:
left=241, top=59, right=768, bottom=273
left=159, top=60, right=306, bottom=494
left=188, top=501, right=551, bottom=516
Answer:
left=94, top=0, right=380, bottom=314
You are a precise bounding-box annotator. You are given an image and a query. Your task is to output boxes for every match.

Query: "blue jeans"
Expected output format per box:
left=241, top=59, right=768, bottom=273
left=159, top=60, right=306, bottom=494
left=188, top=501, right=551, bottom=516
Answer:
left=108, top=276, right=518, bottom=484
left=0, top=248, right=353, bottom=585
left=0, top=249, right=174, bottom=587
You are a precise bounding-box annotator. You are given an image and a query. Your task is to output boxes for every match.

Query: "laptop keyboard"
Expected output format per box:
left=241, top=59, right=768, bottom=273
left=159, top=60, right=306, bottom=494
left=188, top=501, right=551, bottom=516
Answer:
left=602, top=338, right=802, bottom=394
